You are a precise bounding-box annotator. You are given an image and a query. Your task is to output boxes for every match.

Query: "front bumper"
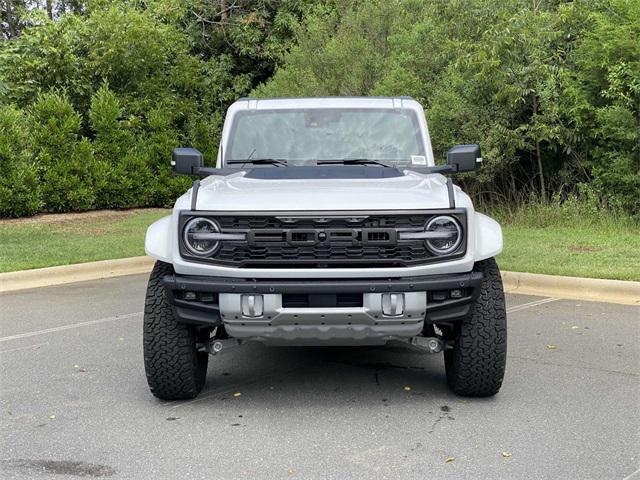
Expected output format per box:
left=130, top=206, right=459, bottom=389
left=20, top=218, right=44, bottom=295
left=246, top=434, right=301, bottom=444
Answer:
left=163, top=272, right=482, bottom=345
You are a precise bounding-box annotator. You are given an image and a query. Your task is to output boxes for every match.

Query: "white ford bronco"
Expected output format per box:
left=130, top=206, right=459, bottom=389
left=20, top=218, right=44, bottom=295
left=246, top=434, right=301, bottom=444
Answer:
left=143, top=97, right=506, bottom=400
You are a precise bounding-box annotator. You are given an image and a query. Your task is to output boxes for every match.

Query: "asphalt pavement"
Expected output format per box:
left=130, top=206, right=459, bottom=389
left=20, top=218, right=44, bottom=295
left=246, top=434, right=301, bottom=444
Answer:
left=0, top=273, right=638, bottom=480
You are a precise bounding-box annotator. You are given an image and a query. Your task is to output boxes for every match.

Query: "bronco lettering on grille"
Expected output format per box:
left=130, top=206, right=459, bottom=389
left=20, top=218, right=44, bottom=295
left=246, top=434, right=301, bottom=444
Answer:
left=246, top=228, right=397, bottom=247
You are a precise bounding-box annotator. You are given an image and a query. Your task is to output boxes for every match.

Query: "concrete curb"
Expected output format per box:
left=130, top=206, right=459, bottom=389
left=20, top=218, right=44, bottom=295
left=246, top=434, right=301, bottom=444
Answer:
left=1, top=256, right=638, bottom=306
left=501, top=271, right=639, bottom=306
left=0, top=256, right=154, bottom=293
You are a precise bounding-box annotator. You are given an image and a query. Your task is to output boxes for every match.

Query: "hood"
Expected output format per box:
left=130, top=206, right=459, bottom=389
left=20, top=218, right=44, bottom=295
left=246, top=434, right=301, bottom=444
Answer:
left=190, top=169, right=454, bottom=211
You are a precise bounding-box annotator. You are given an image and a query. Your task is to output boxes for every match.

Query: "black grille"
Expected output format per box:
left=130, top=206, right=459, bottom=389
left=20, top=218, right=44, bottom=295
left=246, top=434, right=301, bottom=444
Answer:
left=216, top=215, right=428, bottom=230
left=180, top=211, right=466, bottom=268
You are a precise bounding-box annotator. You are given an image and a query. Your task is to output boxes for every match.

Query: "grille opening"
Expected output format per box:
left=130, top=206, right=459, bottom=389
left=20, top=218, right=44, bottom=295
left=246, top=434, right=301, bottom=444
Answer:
left=282, top=293, right=363, bottom=308
left=428, top=288, right=470, bottom=302
left=290, top=231, right=315, bottom=242
left=253, top=231, right=285, bottom=242
left=176, top=291, right=219, bottom=304
left=241, top=261, right=408, bottom=268
left=365, top=231, right=390, bottom=242
left=328, top=231, right=356, bottom=241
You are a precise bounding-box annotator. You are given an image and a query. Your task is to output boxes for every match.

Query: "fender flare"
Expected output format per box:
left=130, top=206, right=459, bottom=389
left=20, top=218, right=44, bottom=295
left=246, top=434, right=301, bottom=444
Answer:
left=474, top=213, right=503, bottom=261
left=145, top=216, right=173, bottom=263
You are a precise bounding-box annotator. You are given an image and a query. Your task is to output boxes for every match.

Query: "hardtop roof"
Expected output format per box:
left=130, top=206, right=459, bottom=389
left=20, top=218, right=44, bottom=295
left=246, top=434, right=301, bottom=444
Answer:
left=229, top=96, right=421, bottom=111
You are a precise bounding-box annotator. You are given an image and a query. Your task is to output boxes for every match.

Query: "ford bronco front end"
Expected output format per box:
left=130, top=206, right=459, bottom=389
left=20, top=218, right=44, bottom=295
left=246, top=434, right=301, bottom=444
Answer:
left=143, top=97, right=507, bottom=400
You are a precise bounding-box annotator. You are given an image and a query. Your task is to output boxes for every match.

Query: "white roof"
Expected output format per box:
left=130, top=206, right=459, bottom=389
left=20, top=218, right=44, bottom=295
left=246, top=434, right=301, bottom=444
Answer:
left=229, top=96, right=422, bottom=111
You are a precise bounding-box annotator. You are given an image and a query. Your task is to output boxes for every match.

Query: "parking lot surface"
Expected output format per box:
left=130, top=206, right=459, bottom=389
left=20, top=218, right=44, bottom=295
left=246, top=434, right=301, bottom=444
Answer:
left=1, top=274, right=639, bottom=479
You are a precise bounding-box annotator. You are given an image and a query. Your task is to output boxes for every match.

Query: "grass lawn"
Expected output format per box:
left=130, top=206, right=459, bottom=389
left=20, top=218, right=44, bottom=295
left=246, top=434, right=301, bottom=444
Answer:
left=498, top=225, right=639, bottom=281
left=0, top=209, right=170, bottom=273
left=1, top=208, right=638, bottom=281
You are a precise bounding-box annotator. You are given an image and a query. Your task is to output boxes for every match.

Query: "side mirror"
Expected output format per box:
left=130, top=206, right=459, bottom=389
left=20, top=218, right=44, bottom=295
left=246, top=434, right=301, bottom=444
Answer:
left=172, top=147, right=204, bottom=175
left=447, top=144, right=482, bottom=173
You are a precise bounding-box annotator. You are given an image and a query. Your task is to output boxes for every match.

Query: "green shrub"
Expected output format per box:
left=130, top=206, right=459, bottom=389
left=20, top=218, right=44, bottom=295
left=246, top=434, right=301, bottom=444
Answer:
left=39, top=138, right=97, bottom=212
left=0, top=106, right=41, bottom=217
left=89, top=86, right=151, bottom=208
left=28, top=92, right=97, bottom=212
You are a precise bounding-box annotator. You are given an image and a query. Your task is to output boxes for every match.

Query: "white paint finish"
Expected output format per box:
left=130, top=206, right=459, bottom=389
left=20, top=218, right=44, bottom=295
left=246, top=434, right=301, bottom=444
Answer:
left=144, top=215, right=172, bottom=263
left=474, top=212, right=503, bottom=261
left=154, top=173, right=485, bottom=278
left=167, top=195, right=479, bottom=278
left=144, top=96, right=504, bottom=278
left=169, top=251, right=477, bottom=278
left=194, top=171, right=455, bottom=211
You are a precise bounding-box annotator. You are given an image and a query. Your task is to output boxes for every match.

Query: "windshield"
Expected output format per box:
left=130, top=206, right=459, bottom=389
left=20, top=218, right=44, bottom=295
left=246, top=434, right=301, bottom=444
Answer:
left=225, top=108, right=425, bottom=167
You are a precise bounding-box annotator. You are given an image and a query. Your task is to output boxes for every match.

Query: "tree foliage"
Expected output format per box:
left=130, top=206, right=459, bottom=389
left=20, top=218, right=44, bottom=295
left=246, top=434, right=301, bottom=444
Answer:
left=259, top=0, right=639, bottom=212
left=0, top=0, right=314, bottom=216
left=0, top=0, right=638, bottom=217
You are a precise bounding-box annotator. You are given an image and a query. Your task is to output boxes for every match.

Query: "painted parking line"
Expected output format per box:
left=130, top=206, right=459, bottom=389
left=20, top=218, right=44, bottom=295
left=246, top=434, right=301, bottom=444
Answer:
left=622, top=468, right=640, bottom=480
left=507, top=297, right=558, bottom=313
left=0, top=312, right=142, bottom=343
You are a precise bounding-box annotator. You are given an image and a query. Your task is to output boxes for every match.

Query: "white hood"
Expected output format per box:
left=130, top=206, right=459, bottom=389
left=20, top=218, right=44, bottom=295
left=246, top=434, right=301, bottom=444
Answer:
left=191, top=170, right=458, bottom=211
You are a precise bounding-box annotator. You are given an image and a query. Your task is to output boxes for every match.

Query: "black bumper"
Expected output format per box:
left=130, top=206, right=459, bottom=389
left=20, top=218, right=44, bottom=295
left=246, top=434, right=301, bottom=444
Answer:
left=163, top=272, right=483, bottom=326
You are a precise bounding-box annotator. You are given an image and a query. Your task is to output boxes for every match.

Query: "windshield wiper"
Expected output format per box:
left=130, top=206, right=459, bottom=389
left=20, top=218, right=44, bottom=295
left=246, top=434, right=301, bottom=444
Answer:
left=317, top=158, right=392, bottom=168
left=227, top=158, right=288, bottom=167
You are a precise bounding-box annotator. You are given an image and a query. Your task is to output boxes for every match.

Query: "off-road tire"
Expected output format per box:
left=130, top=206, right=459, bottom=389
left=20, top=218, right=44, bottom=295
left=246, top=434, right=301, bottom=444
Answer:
left=143, top=261, right=208, bottom=400
left=444, top=258, right=506, bottom=396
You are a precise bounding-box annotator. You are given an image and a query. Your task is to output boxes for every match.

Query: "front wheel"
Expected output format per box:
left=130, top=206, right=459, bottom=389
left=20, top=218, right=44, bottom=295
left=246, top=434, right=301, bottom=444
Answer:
left=444, top=258, right=507, bottom=397
left=143, top=261, right=209, bottom=400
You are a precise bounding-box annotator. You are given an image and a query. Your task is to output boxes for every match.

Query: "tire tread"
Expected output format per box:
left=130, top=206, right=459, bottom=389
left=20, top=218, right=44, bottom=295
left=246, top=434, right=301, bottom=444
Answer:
left=444, top=258, right=507, bottom=397
left=143, top=261, right=208, bottom=400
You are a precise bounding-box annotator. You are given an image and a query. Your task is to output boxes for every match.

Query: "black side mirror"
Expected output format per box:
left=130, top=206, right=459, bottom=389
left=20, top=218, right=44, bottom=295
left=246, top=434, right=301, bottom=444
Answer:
left=447, top=144, right=482, bottom=173
left=172, top=148, right=204, bottom=175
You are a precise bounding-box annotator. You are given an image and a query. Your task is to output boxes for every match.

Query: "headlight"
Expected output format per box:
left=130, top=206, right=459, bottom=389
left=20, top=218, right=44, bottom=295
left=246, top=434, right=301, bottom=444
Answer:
left=183, top=217, right=221, bottom=256
left=425, top=215, right=462, bottom=255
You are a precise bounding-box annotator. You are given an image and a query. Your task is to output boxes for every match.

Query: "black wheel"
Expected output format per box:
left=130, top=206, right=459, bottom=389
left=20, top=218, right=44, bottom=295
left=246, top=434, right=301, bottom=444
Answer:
left=444, top=258, right=507, bottom=397
left=143, top=261, right=209, bottom=400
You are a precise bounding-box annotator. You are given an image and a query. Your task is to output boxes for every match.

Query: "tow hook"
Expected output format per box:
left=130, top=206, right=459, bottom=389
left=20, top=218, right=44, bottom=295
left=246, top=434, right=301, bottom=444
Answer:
left=199, top=338, right=242, bottom=355
left=408, top=336, right=446, bottom=353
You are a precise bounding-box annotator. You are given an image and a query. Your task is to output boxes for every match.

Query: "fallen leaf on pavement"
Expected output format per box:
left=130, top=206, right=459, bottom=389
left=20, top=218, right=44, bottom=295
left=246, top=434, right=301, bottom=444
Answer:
left=49, top=415, right=55, bottom=420
left=546, top=344, right=557, bottom=350
left=502, top=451, right=512, bottom=458
left=571, top=326, right=579, bottom=330
left=445, top=456, right=455, bottom=463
